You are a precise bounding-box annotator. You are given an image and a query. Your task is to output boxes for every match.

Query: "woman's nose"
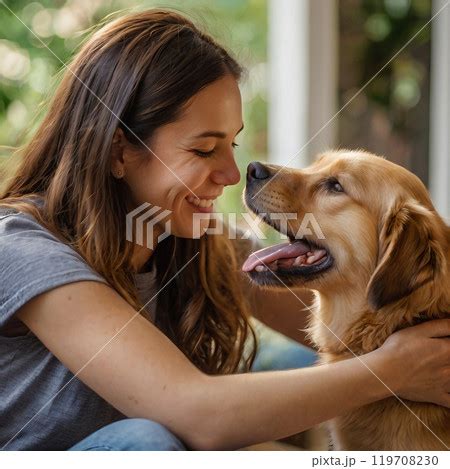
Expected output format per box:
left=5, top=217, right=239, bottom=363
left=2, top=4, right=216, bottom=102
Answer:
left=211, top=155, right=241, bottom=186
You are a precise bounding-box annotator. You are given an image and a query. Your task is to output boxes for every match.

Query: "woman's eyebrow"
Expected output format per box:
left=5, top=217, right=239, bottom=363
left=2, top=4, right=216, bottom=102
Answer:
left=192, top=124, right=244, bottom=139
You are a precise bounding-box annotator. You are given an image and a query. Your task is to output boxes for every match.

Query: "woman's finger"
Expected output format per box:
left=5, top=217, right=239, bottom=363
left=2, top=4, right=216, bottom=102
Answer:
left=438, top=393, right=450, bottom=409
left=411, top=319, right=450, bottom=338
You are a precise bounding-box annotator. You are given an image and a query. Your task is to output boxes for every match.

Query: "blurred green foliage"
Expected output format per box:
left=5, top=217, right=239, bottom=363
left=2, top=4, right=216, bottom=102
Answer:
left=0, top=0, right=434, bottom=243
left=339, top=0, right=431, bottom=184
left=361, top=0, right=431, bottom=121
left=0, top=0, right=268, bottom=225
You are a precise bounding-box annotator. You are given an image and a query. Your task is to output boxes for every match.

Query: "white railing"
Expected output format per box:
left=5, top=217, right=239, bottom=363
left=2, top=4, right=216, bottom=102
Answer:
left=429, top=0, right=450, bottom=220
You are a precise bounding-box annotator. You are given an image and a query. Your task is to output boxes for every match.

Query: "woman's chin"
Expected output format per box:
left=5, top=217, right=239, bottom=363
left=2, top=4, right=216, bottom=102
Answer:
left=171, top=221, right=210, bottom=240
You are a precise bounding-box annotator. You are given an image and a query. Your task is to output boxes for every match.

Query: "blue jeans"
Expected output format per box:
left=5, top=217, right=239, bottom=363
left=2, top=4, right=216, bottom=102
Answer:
left=69, top=326, right=317, bottom=451
left=69, top=419, right=186, bottom=451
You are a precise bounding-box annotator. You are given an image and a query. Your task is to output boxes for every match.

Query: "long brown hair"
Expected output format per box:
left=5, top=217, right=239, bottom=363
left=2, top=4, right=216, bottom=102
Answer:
left=0, top=9, right=256, bottom=374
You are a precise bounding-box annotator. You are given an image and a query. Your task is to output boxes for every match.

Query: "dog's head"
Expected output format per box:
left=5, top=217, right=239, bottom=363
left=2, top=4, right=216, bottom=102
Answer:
left=243, top=150, right=449, bottom=311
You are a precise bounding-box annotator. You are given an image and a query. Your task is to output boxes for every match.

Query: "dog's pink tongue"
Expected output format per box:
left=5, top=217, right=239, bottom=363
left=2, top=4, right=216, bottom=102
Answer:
left=242, top=241, right=310, bottom=272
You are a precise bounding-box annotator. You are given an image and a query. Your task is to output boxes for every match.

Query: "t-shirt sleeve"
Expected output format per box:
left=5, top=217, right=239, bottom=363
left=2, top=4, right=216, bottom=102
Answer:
left=0, top=211, right=109, bottom=327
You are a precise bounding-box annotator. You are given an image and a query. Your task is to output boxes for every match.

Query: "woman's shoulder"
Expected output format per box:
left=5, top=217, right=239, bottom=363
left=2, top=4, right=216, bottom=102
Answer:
left=0, top=195, right=46, bottom=232
left=0, top=202, right=69, bottom=254
left=0, top=200, right=108, bottom=329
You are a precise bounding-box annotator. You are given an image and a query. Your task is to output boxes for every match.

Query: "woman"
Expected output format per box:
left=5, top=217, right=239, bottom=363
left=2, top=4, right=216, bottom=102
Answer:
left=0, top=9, right=449, bottom=451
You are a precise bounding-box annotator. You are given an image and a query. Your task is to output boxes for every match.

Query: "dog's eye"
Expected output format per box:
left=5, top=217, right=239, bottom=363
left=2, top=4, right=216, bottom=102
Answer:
left=326, top=178, right=344, bottom=193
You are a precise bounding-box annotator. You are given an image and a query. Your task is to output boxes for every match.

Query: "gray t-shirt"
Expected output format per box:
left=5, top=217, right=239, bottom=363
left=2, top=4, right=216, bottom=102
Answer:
left=0, top=205, right=158, bottom=450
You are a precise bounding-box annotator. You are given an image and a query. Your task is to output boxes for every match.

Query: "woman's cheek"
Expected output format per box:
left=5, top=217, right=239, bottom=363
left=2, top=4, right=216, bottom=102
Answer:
left=168, top=200, right=193, bottom=237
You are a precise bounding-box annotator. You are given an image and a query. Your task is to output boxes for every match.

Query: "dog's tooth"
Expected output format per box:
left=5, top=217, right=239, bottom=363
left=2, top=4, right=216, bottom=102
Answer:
left=255, top=265, right=267, bottom=272
left=306, top=249, right=327, bottom=265
left=293, top=255, right=306, bottom=266
left=277, top=258, right=292, bottom=269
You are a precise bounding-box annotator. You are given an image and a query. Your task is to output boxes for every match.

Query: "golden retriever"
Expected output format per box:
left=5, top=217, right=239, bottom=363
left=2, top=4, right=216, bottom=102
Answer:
left=242, top=149, right=450, bottom=450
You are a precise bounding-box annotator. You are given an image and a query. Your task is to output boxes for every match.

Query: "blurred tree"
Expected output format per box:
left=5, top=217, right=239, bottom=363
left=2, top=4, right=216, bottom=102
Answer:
left=338, top=0, right=431, bottom=184
left=0, top=0, right=268, bottom=221
left=1, top=0, right=434, bottom=240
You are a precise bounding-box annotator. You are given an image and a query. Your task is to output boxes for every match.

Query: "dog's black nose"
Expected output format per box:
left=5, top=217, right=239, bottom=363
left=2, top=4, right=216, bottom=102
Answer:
left=247, top=162, right=271, bottom=182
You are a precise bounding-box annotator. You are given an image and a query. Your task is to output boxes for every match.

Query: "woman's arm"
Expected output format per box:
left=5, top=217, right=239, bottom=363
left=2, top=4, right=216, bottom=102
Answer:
left=205, top=320, right=450, bottom=449
left=17, top=282, right=450, bottom=450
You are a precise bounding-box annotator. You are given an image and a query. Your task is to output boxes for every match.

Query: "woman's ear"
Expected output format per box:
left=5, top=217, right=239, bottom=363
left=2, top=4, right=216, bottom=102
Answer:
left=366, top=200, right=446, bottom=311
left=110, top=128, right=126, bottom=178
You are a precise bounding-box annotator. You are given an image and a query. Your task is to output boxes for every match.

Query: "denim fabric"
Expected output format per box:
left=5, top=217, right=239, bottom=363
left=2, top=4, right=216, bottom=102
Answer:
left=69, top=419, right=186, bottom=451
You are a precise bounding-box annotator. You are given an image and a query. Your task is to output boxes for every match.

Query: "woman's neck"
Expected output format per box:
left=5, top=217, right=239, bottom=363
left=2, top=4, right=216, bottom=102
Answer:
left=129, top=224, right=165, bottom=273
left=130, top=244, right=154, bottom=273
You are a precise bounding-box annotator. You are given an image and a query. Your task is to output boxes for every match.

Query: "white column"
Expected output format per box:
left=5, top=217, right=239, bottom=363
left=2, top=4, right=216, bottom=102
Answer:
left=268, top=0, right=338, bottom=168
left=308, top=0, right=338, bottom=158
left=268, top=0, right=309, bottom=167
left=429, top=0, right=450, bottom=220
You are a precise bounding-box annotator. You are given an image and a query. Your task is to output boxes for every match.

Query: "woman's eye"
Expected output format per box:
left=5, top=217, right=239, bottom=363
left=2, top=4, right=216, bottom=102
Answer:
left=194, top=143, right=238, bottom=158
left=194, top=149, right=215, bottom=158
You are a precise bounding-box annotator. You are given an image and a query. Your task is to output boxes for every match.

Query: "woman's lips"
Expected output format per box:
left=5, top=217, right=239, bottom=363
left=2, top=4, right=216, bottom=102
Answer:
left=186, top=200, right=214, bottom=213
left=185, top=196, right=215, bottom=213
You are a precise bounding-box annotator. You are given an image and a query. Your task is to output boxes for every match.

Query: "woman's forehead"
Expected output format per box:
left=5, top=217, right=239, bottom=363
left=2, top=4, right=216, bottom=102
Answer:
left=167, top=77, right=243, bottom=137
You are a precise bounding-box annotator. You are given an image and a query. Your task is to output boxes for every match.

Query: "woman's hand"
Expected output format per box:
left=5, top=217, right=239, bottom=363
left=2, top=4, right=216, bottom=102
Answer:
left=378, top=319, right=450, bottom=407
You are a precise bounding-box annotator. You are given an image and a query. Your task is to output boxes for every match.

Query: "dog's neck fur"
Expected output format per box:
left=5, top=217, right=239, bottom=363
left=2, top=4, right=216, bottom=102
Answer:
left=308, top=287, right=375, bottom=355
left=308, top=223, right=450, bottom=357
left=308, top=243, right=450, bottom=357
left=309, top=291, right=449, bottom=357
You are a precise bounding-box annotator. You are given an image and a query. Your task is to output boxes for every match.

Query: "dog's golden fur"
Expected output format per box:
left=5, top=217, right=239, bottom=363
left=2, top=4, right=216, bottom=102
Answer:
left=245, top=150, right=450, bottom=450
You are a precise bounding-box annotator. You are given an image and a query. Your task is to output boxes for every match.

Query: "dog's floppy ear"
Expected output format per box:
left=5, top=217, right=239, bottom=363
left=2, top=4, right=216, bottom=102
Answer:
left=367, top=200, right=445, bottom=311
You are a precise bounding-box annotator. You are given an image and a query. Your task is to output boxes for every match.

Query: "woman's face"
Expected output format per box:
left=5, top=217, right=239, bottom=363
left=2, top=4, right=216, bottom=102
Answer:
left=121, top=74, right=243, bottom=240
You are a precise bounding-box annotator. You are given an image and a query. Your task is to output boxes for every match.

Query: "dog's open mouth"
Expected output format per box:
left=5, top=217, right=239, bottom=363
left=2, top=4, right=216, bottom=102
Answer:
left=242, top=189, right=334, bottom=283
left=242, top=237, right=332, bottom=277
left=240, top=203, right=333, bottom=282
